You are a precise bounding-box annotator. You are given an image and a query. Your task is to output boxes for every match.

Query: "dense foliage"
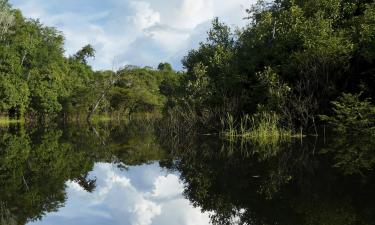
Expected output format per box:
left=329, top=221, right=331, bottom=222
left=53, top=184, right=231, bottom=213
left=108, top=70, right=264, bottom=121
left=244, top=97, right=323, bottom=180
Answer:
left=0, top=0, right=178, bottom=121
left=162, top=0, right=375, bottom=133
left=320, top=93, right=375, bottom=134
left=0, top=0, right=92, bottom=119
left=1, top=0, right=375, bottom=133
left=1, top=1, right=375, bottom=224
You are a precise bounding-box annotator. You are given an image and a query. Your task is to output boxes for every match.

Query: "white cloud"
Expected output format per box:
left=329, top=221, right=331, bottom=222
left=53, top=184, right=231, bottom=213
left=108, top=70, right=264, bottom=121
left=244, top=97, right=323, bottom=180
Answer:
left=128, top=1, right=160, bottom=30
left=28, top=162, right=212, bottom=225
left=150, top=174, right=184, bottom=199
left=10, top=0, right=256, bottom=70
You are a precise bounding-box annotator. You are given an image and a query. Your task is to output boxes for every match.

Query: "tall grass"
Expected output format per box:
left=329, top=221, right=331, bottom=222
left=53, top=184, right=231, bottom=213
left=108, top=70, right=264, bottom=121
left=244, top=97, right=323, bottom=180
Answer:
left=0, top=116, right=24, bottom=126
left=221, top=112, right=302, bottom=145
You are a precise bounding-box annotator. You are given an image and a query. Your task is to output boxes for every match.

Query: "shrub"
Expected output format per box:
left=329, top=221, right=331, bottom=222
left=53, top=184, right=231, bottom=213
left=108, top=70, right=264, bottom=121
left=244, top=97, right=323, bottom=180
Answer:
left=320, top=93, right=375, bottom=134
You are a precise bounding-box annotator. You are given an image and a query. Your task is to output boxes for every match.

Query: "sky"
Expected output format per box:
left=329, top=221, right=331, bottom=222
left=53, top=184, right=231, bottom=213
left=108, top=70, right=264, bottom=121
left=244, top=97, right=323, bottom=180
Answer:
left=29, top=163, right=213, bottom=225
left=9, top=0, right=256, bottom=71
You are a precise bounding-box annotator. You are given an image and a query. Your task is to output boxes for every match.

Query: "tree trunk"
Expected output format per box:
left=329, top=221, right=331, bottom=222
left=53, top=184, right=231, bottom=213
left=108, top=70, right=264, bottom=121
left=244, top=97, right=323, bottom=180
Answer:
left=87, top=91, right=106, bottom=121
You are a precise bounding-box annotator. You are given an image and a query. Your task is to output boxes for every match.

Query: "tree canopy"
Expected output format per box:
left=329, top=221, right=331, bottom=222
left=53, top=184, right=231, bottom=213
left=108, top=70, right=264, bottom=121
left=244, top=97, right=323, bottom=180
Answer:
left=162, top=0, right=375, bottom=133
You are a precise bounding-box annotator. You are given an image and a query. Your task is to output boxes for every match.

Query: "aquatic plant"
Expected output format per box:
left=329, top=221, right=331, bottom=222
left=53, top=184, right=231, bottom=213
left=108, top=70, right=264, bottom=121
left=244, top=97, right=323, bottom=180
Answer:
left=221, top=112, right=301, bottom=145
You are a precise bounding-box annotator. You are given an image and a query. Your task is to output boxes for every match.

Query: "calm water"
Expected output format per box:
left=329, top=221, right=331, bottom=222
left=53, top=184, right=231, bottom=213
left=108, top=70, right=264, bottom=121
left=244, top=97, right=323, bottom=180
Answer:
left=0, top=121, right=374, bottom=225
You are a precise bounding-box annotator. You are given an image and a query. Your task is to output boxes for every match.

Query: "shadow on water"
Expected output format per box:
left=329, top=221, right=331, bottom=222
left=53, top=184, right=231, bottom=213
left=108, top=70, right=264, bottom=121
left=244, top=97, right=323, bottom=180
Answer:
left=0, top=121, right=374, bottom=225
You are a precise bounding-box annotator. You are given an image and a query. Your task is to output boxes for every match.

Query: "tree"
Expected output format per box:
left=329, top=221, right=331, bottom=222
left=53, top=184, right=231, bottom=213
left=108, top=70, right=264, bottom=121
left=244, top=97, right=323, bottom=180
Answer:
left=157, top=62, right=173, bottom=72
left=164, top=0, right=375, bottom=133
left=0, top=75, right=28, bottom=117
left=320, top=93, right=375, bottom=134
left=73, top=44, right=95, bottom=65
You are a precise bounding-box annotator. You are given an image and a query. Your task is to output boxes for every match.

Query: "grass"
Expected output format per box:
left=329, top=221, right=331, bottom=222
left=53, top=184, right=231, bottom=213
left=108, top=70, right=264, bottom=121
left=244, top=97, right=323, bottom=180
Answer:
left=88, top=112, right=163, bottom=125
left=221, top=112, right=303, bottom=145
left=0, top=117, right=24, bottom=125
left=91, top=114, right=114, bottom=123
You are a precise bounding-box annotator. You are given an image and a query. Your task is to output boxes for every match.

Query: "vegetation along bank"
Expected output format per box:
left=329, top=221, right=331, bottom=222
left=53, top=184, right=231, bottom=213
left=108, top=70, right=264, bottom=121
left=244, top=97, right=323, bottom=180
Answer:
left=1, top=0, right=375, bottom=137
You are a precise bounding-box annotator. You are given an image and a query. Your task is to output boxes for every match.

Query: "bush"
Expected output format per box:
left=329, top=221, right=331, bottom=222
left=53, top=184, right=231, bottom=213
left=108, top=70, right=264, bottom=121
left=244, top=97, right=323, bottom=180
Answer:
left=320, top=93, right=375, bottom=134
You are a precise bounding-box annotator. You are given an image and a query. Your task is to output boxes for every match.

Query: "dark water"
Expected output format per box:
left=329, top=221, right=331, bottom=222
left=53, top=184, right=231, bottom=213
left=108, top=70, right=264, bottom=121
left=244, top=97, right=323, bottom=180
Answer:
left=0, top=121, right=374, bottom=225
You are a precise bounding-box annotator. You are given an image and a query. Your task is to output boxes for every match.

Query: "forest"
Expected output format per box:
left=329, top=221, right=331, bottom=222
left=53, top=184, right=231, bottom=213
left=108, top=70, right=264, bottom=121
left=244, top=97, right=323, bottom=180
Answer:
left=1, top=0, right=375, bottom=224
left=1, top=0, right=375, bottom=135
left=0, top=0, right=178, bottom=122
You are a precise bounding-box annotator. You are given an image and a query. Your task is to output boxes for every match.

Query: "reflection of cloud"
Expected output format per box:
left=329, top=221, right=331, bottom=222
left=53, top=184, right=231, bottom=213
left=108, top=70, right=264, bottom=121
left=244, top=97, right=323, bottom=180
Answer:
left=10, top=0, right=255, bottom=70
left=150, top=174, right=183, bottom=199
left=28, top=163, right=211, bottom=225
left=151, top=198, right=211, bottom=225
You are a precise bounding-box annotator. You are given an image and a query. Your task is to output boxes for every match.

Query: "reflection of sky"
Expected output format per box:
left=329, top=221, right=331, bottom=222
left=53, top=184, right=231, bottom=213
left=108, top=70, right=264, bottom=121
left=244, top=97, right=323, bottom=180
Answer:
left=28, top=163, right=211, bottom=225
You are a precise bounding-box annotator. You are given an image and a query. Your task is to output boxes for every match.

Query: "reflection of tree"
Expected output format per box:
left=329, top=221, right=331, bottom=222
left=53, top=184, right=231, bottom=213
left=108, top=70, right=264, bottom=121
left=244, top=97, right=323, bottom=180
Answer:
left=321, top=133, right=375, bottom=176
left=160, top=135, right=375, bottom=225
left=103, top=120, right=167, bottom=166
left=0, top=120, right=166, bottom=225
left=2, top=121, right=374, bottom=225
left=0, top=126, right=97, bottom=224
left=73, top=174, right=97, bottom=193
left=0, top=201, right=17, bottom=225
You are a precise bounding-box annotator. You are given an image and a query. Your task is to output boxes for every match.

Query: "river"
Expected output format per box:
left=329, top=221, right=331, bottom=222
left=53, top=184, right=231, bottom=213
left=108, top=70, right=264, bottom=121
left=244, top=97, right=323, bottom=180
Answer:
left=0, top=121, right=374, bottom=225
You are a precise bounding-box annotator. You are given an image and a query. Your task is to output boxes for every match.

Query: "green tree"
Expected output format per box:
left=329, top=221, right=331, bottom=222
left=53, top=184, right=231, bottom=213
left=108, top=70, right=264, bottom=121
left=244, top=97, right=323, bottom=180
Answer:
left=157, top=62, right=173, bottom=72
left=321, top=93, right=375, bottom=134
left=73, top=44, right=95, bottom=65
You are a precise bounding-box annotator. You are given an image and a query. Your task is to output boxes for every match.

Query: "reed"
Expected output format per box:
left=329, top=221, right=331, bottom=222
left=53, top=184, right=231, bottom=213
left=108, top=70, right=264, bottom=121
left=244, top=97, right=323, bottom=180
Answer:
left=0, top=117, right=24, bottom=125
left=221, top=112, right=302, bottom=144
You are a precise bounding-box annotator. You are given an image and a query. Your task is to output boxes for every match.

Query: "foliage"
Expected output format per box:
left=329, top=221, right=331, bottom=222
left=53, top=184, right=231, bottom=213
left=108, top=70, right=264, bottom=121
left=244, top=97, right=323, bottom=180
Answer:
left=109, top=66, right=176, bottom=118
left=162, top=0, right=375, bottom=135
left=320, top=93, right=375, bottom=134
left=73, top=44, right=95, bottom=65
left=321, top=133, right=375, bottom=175
left=0, top=2, right=180, bottom=121
left=221, top=112, right=299, bottom=146
left=2, top=0, right=375, bottom=136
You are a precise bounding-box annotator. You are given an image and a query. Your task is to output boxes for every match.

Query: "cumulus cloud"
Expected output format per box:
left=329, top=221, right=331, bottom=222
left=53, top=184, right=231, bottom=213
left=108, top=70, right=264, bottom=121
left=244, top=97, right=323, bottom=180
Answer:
left=29, top=163, right=212, bottom=225
left=10, top=0, right=256, bottom=70
left=150, top=174, right=184, bottom=199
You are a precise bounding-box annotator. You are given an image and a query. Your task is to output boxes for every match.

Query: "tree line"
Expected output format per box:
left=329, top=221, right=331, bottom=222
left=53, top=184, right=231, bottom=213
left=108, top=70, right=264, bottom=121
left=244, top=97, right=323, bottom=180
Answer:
left=1, top=0, right=375, bottom=133
left=161, top=0, right=375, bottom=135
left=0, top=0, right=178, bottom=122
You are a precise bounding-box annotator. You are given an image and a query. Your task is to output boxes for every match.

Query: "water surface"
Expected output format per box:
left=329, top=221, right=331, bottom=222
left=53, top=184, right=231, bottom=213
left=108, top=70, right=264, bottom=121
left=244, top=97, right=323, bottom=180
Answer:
left=0, top=122, right=374, bottom=225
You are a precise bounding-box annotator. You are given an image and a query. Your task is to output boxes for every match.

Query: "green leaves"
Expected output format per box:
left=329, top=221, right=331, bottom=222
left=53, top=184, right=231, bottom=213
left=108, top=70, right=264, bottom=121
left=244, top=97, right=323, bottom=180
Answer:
left=255, top=67, right=290, bottom=113
left=172, top=0, right=375, bottom=131
left=320, top=93, right=375, bottom=134
left=358, top=3, right=375, bottom=62
left=0, top=74, right=28, bottom=114
left=0, top=4, right=100, bottom=119
left=107, top=67, right=173, bottom=117
left=73, top=44, right=95, bottom=65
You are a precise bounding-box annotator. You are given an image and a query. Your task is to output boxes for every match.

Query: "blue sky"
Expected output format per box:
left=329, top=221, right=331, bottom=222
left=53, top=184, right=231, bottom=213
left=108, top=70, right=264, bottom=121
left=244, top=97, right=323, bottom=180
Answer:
left=10, top=0, right=256, bottom=70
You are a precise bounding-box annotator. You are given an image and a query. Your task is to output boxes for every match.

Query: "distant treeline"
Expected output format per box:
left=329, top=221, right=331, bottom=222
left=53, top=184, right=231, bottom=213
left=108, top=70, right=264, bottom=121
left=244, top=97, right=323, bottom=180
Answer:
left=0, top=0, right=179, bottom=121
left=1, top=0, right=375, bottom=132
